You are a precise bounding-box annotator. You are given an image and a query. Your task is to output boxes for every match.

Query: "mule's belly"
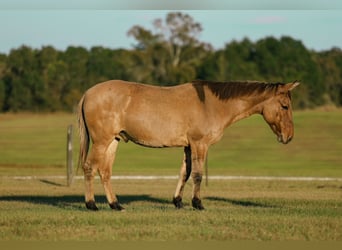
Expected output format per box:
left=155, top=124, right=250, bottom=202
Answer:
left=120, top=131, right=188, bottom=148
left=120, top=119, right=189, bottom=148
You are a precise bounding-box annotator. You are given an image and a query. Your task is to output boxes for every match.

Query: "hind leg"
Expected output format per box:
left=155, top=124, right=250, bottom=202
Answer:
left=83, top=144, right=103, bottom=211
left=173, top=146, right=191, bottom=208
left=97, top=139, right=124, bottom=211
left=83, top=140, right=123, bottom=211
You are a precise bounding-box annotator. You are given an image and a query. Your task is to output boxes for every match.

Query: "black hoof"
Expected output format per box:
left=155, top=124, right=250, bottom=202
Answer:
left=173, top=196, right=184, bottom=209
left=85, top=201, right=99, bottom=211
left=109, top=201, right=125, bottom=211
left=192, top=197, right=205, bottom=210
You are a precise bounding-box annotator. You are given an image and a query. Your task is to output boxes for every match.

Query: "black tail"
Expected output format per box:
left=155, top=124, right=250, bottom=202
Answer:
left=77, top=95, right=90, bottom=174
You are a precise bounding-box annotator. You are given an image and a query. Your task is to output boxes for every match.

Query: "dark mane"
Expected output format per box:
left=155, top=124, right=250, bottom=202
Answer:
left=191, top=80, right=284, bottom=102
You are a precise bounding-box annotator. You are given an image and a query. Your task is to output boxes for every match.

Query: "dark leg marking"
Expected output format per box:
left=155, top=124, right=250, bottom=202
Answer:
left=173, top=196, right=184, bottom=209
left=85, top=200, right=98, bottom=211
left=184, top=146, right=192, bottom=182
left=109, top=201, right=125, bottom=211
left=192, top=172, right=202, bottom=184
left=192, top=197, right=205, bottom=210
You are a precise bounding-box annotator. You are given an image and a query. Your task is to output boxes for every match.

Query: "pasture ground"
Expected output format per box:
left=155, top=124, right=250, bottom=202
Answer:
left=0, top=177, right=341, bottom=241
left=0, top=110, right=341, bottom=241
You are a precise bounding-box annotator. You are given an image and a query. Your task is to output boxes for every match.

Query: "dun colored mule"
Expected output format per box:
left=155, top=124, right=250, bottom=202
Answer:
left=78, top=80, right=300, bottom=211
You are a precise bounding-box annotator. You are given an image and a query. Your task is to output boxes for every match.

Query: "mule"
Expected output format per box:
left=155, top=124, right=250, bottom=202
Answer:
left=78, top=79, right=300, bottom=211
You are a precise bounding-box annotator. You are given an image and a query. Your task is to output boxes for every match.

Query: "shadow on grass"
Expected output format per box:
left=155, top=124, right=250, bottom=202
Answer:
left=39, top=179, right=64, bottom=187
left=205, top=196, right=277, bottom=208
left=0, top=194, right=171, bottom=210
left=0, top=193, right=276, bottom=210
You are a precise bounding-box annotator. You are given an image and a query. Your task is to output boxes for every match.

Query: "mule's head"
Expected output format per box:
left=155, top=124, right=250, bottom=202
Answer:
left=261, top=81, right=300, bottom=144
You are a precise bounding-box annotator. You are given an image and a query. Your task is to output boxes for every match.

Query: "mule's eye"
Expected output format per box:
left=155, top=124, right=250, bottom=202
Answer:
left=281, top=104, right=289, bottom=110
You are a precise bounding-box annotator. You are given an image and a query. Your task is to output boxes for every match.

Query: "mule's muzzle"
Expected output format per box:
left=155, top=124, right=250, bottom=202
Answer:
left=278, top=134, right=293, bottom=144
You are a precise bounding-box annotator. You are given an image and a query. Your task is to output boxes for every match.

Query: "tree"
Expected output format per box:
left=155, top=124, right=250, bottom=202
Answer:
left=316, top=48, right=342, bottom=106
left=4, top=46, right=46, bottom=111
left=199, top=38, right=260, bottom=81
left=44, top=59, right=69, bottom=110
left=0, top=53, right=6, bottom=111
left=254, top=36, right=325, bottom=107
left=60, top=46, right=89, bottom=110
left=127, top=12, right=212, bottom=85
left=87, top=47, right=131, bottom=84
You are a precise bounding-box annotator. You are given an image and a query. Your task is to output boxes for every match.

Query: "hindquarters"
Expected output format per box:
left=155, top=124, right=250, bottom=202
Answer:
left=81, top=81, right=132, bottom=144
left=77, top=81, right=127, bottom=168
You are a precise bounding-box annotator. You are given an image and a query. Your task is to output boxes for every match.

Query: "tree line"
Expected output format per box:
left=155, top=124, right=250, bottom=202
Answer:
left=0, top=12, right=341, bottom=112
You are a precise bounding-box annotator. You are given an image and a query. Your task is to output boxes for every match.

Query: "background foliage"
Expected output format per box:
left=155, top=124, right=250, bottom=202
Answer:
left=0, top=12, right=342, bottom=112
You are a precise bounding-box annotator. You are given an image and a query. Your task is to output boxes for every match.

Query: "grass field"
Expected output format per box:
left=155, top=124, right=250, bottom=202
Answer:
left=0, top=111, right=341, bottom=241
left=0, top=110, right=341, bottom=177
left=0, top=177, right=341, bottom=240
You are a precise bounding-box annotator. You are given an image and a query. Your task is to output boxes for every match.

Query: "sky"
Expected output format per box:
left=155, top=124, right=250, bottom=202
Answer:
left=0, top=6, right=341, bottom=54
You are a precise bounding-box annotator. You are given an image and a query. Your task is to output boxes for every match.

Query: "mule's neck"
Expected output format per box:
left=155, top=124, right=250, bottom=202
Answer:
left=222, top=95, right=267, bottom=127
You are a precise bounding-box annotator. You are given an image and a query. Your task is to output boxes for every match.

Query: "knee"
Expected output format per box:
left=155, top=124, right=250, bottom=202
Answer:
left=83, top=162, right=92, bottom=174
left=192, top=172, right=202, bottom=184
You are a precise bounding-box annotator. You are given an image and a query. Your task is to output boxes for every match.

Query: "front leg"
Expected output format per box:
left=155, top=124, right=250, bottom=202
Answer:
left=191, top=172, right=205, bottom=210
left=190, top=143, right=208, bottom=210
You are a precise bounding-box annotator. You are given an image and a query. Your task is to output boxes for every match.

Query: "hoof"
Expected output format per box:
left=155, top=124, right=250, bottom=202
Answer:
left=173, top=196, right=184, bottom=209
left=85, top=201, right=99, bottom=211
left=192, top=197, right=205, bottom=210
left=109, top=202, right=125, bottom=211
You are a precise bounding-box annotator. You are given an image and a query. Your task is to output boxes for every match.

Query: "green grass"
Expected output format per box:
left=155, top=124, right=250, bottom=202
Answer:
left=0, top=113, right=75, bottom=166
left=0, top=110, right=341, bottom=177
left=0, top=178, right=341, bottom=240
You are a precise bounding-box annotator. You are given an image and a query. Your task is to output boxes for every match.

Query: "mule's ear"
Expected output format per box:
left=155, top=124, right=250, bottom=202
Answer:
left=286, top=81, right=300, bottom=91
